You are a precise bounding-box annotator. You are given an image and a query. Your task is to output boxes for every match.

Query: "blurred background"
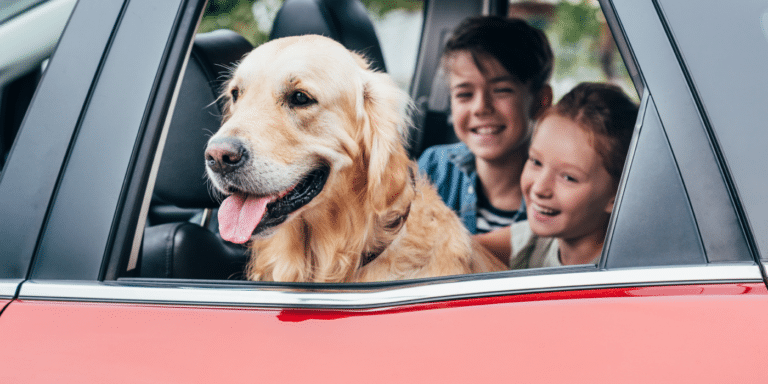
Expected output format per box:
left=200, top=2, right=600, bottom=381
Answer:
left=198, top=0, right=636, bottom=100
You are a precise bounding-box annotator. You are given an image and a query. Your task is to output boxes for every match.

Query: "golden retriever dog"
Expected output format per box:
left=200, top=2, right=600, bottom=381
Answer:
left=204, top=35, right=505, bottom=282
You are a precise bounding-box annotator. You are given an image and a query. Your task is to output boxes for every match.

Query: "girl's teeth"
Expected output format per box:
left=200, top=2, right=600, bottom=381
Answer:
left=534, top=204, right=558, bottom=215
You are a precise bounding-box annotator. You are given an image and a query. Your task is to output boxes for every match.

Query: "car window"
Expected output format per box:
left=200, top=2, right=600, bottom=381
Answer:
left=510, top=0, right=637, bottom=102
left=0, top=0, right=77, bottom=172
left=122, top=0, right=663, bottom=285
left=604, top=94, right=705, bottom=268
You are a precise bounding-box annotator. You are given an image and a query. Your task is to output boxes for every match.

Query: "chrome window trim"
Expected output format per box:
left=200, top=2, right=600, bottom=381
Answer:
left=18, top=265, right=763, bottom=309
left=0, top=279, right=23, bottom=299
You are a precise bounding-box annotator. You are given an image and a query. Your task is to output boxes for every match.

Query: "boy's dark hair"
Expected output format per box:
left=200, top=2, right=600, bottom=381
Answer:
left=442, top=16, right=554, bottom=92
left=544, top=82, right=638, bottom=183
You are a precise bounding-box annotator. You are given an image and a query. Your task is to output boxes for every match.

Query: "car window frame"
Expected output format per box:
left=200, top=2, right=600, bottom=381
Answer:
left=0, top=0, right=126, bottom=281
left=10, top=0, right=765, bottom=307
left=602, top=0, right=754, bottom=265
left=22, top=0, right=203, bottom=281
left=653, top=0, right=767, bottom=265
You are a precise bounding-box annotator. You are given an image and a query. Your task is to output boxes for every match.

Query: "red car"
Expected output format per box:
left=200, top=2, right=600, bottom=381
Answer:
left=1, top=0, right=767, bottom=382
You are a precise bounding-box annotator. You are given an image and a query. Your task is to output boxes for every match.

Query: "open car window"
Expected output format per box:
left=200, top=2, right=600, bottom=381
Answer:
left=9, top=0, right=755, bottom=303
left=130, top=0, right=648, bottom=284
left=124, top=0, right=717, bottom=286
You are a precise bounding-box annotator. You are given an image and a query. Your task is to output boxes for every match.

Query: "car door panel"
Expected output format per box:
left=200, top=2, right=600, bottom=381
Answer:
left=1, top=283, right=766, bottom=383
left=0, top=299, right=10, bottom=314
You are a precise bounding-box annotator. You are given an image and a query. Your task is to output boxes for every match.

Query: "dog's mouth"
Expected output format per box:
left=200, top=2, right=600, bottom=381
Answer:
left=217, top=165, right=330, bottom=244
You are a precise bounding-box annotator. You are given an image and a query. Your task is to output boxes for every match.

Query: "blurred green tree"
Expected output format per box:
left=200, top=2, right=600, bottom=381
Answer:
left=360, top=0, right=421, bottom=17
left=199, top=0, right=262, bottom=46
left=198, top=0, right=421, bottom=46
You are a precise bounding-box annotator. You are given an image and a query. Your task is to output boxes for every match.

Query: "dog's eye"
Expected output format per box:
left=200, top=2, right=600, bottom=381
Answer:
left=288, top=91, right=314, bottom=107
left=231, top=87, right=240, bottom=103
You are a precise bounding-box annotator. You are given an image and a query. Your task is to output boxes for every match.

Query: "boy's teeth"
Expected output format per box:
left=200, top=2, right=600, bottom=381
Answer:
left=474, top=126, right=501, bottom=134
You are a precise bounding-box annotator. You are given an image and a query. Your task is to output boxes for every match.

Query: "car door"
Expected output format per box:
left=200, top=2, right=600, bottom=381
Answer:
left=0, top=0, right=767, bottom=382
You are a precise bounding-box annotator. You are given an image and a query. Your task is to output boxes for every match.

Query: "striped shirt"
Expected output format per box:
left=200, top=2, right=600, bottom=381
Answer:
left=475, top=189, right=526, bottom=234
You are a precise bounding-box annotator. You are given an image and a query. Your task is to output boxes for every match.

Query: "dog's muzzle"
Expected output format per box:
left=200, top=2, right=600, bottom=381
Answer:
left=214, top=163, right=331, bottom=244
left=205, top=137, right=249, bottom=175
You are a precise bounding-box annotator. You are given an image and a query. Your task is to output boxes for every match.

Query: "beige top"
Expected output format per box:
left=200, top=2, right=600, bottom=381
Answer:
left=508, top=222, right=599, bottom=269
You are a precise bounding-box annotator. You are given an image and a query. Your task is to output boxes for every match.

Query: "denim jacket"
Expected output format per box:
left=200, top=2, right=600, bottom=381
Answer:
left=418, top=142, right=525, bottom=234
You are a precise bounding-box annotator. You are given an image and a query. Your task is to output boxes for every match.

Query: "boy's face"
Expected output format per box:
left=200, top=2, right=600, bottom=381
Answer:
left=521, top=114, right=616, bottom=241
left=448, top=51, right=538, bottom=164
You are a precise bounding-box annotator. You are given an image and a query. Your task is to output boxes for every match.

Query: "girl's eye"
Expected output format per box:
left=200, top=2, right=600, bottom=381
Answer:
left=231, top=87, right=240, bottom=103
left=563, top=174, right=578, bottom=183
left=288, top=91, right=314, bottom=107
left=528, top=157, right=542, bottom=167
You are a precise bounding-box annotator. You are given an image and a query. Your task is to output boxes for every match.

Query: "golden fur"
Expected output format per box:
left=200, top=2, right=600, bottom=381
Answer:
left=207, top=35, right=505, bottom=282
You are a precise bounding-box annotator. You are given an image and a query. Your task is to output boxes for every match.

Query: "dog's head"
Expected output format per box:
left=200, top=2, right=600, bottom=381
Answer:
left=204, top=35, right=412, bottom=244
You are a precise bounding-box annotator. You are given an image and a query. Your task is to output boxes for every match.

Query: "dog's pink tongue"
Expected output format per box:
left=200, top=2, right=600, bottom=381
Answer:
left=218, top=193, right=269, bottom=244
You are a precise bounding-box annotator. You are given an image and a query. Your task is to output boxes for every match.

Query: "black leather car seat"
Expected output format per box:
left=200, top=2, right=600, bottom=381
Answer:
left=140, top=30, right=253, bottom=279
left=269, top=0, right=388, bottom=73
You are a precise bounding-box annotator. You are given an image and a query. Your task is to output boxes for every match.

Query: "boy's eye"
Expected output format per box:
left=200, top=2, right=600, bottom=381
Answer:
left=528, top=157, right=542, bottom=167
left=493, top=87, right=514, bottom=94
left=454, top=92, right=472, bottom=100
left=563, top=174, right=578, bottom=183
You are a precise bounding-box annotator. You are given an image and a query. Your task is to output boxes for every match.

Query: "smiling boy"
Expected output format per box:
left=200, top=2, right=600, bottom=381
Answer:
left=418, top=16, right=553, bottom=234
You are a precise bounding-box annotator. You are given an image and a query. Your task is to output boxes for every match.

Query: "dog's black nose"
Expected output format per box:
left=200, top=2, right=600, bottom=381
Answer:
left=205, top=137, right=248, bottom=174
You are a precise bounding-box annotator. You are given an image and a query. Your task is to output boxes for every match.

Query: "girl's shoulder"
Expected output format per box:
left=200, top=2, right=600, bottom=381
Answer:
left=509, top=222, right=558, bottom=269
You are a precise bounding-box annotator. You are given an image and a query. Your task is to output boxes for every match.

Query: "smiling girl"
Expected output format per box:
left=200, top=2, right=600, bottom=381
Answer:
left=475, top=82, right=638, bottom=268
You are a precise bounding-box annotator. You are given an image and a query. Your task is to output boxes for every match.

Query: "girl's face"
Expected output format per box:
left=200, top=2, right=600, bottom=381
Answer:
left=521, top=114, right=616, bottom=241
left=448, top=51, right=537, bottom=164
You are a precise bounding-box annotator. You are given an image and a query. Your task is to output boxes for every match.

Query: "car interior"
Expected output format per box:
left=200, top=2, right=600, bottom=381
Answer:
left=130, top=0, right=640, bottom=281
left=139, top=29, right=254, bottom=279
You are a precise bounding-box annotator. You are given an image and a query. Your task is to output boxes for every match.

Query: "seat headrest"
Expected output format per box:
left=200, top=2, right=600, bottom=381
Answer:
left=153, top=30, right=253, bottom=208
left=270, top=0, right=387, bottom=73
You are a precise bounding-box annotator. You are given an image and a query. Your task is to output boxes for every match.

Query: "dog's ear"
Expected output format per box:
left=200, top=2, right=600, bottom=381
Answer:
left=357, top=63, right=413, bottom=213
